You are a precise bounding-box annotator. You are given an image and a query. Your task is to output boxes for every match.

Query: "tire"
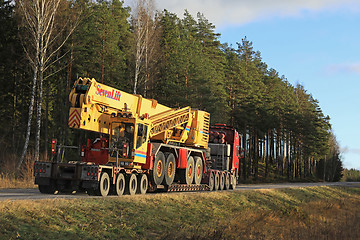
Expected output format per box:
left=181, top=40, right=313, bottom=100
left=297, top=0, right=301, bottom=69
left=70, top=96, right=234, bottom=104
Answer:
left=87, top=188, right=95, bottom=196
left=96, top=172, right=110, bottom=197
left=38, top=182, right=56, bottom=194
left=164, top=153, right=176, bottom=186
left=115, top=173, right=125, bottom=196
left=209, top=172, right=215, bottom=191
left=214, top=172, right=219, bottom=191
left=225, top=173, right=230, bottom=190
left=126, top=173, right=137, bottom=195
left=219, top=172, right=225, bottom=190
left=230, top=174, right=237, bottom=189
left=151, top=151, right=165, bottom=185
left=137, top=174, right=148, bottom=194
left=193, top=156, right=203, bottom=185
left=90, top=172, right=110, bottom=196
left=180, top=156, right=194, bottom=185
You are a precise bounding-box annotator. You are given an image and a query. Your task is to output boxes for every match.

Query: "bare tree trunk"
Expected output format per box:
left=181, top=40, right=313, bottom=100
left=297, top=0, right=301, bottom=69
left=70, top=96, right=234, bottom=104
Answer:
left=101, top=35, right=105, bottom=83
left=282, top=133, right=286, bottom=176
left=250, top=132, right=256, bottom=177
left=265, top=131, right=269, bottom=177
left=270, top=130, right=274, bottom=164
left=323, top=155, right=326, bottom=181
left=294, top=140, right=297, bottom=179
left=242, top=126, right=247, bottom=180
left=286, top=133, right=290, bottom=180
left=253, top=131, right=258, bottom=180
left=67, top=42, right=73, bottom=91
left=12, top=71, right=18, bottom=152
left=18, top=67, right=38, bottom=169
left=44, top=90, right=48, bottom=161
left=134, top=29, right=142, bottom=94
left=144, top=24, right=149, bottom=97
left=132, top=0, right=157, bottom=95
left=276, top=129, right=280, bottom=174
left=35, top=49, right=44, bottom=162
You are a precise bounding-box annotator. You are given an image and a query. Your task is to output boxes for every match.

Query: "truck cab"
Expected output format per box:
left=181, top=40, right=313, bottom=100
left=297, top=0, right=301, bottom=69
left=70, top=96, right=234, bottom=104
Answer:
left=208, top=124, right=244, bottom=180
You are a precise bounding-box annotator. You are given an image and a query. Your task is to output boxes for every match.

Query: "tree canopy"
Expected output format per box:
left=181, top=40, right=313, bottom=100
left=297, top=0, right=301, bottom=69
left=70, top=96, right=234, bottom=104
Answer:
left=0, top=0, right=343, bottom=181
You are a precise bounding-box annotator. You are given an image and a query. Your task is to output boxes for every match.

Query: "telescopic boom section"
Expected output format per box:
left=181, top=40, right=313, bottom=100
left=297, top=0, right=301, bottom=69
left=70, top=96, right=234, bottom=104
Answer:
left=148, top=107, right=192, bottom=144
left=148, top=107, right=210, bottom=148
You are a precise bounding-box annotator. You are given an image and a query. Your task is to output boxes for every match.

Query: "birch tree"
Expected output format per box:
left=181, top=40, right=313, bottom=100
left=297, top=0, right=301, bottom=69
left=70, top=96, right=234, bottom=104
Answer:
left=132, top=0, right=159, bottom=96
left=17, top=0, right=78, bottom=168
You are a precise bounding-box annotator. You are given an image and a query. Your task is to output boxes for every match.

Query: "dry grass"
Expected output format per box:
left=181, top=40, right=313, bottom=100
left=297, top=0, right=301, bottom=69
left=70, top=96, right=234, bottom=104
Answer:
left=197, top=197, right=359, bottom=240
left=0, top=186, right=359, bottom=239
left=0, top=153, right=36, bottom=189
left=163, top=187, right=360, bottom=240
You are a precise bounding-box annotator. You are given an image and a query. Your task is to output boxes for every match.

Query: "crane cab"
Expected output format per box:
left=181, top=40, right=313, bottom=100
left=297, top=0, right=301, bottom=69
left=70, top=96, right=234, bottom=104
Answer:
left=109, top=116, right=150, bottom=168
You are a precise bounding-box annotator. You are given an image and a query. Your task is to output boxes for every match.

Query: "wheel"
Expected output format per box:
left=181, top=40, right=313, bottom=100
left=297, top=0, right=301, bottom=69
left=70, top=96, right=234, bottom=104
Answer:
left=126, top=173, right=137, bottom=195
left=137, top=174, right=148, bottom=194
left=115, top=173, right=125, bottom=196
left=193, top=156, right=203, bottom=185
left=180, top=156, right=194, bottom=185
left=219, top=172, right=225, bottom=190
left=230, top=174, right=237, bottom=189
left=208, top=172, right=215, bottom=191
left=151, top=151, right=165, bottom=185
left=38, top=182, right=56, bottom=194
left=96, top=172, right=110, bottom=197
left=214, top=172, right=219, bottom=191
left=164, top=153, right=176, bottom=186
left=225, top=173, right=230, bottom=190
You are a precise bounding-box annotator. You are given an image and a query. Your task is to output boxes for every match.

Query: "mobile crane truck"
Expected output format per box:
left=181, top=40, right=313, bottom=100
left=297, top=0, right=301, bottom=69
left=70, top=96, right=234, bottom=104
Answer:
left=34, top=77, right=244, bottom=196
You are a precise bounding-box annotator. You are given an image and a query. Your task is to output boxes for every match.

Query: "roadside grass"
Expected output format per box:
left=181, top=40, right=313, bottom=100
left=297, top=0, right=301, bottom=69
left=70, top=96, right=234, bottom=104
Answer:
left=0, top=186, right=359, bottom=239
left=0, top=153, right=36, bottom=189
left=0, top=173, right=35, bottom=189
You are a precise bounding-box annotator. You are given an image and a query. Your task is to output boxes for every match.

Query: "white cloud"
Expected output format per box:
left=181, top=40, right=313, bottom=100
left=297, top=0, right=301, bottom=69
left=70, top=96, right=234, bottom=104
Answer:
left=327, top=63, right=360, bottom=75
left=129, top=0, right=359, bottom=27
left=339, top=147, right=360, bottom=170
left=341, top=147, right=360, bottom=155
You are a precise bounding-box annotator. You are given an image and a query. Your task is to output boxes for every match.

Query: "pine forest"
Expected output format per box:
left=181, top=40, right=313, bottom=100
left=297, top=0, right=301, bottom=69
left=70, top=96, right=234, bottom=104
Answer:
left=0, top=0, right=343, bottom=183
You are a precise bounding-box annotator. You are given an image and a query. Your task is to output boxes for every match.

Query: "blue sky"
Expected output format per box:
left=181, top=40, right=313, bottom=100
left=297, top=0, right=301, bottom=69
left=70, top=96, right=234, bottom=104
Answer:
left=125, top=0, right=360, bottom=170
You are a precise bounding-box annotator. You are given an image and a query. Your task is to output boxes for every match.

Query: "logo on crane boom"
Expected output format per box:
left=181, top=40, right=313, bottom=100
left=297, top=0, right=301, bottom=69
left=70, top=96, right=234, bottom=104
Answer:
left=95, top=84, right=121, bottom=101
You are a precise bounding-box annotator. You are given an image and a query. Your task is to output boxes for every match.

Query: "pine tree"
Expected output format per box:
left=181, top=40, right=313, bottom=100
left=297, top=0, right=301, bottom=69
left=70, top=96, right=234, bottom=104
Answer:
left=0, top=0, right=29, bottom=156
left=72, top=0, right=131, bottom=89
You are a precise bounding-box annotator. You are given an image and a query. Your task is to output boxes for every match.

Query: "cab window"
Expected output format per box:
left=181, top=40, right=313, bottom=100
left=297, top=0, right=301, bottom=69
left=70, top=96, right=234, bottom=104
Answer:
left=110, top=122, right=134, bottom=158
left=136, top=123, right=148, bottom=148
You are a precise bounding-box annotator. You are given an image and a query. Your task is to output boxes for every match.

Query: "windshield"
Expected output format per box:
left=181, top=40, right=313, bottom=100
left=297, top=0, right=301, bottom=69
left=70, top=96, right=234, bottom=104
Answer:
left=110, top=122, right=134, bottom=159
left=136, top=123, right=148, bottom=148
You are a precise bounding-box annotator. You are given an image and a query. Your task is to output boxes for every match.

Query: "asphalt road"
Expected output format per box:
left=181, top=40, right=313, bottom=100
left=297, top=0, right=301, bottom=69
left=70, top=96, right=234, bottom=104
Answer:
left=0, top=182, right=358, bottom=201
